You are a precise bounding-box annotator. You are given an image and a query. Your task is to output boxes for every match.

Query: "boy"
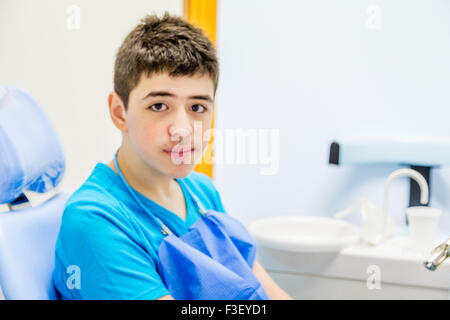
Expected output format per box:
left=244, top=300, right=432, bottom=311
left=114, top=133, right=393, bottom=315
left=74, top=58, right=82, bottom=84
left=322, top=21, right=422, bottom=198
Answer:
left=52, top=12, right=291, bottom=300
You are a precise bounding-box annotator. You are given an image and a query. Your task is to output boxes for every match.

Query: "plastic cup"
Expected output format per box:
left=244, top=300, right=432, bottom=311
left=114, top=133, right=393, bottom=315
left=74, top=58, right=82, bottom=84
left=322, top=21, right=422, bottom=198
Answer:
left=406, top=206, right=442, bottom=253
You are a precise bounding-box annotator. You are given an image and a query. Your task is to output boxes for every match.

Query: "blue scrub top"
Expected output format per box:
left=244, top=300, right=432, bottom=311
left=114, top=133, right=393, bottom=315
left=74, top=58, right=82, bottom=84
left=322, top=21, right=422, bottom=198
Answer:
left=52, top=163, right=227, bottom=300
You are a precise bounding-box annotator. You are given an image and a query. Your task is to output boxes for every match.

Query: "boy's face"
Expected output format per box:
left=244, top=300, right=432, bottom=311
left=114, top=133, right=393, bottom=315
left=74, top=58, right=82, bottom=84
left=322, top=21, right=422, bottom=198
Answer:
left=110, top=72, right=215, bottom=179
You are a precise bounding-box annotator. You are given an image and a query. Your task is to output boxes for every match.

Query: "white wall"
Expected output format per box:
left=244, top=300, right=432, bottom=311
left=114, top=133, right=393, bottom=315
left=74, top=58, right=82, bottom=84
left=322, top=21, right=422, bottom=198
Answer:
left=0, top=0, right=183, bottom=193
left=215, top=0, right=450, bottom=236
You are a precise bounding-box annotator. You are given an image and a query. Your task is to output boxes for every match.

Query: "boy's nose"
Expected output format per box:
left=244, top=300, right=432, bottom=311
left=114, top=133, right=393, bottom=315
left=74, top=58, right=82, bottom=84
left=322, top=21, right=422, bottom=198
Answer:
left=168, top=112, right=193, bottom=141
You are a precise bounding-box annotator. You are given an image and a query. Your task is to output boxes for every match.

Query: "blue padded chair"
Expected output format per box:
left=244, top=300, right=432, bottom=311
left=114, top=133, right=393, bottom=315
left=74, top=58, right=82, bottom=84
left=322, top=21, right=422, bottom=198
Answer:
left=0, top=86, right=69, bottom=299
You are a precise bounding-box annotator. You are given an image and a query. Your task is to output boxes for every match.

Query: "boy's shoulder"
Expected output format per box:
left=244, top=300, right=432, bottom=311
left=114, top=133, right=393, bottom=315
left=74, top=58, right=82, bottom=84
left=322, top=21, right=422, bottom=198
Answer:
left=61, top=164, right=125, bottom=229
left=64, top=163, right=117, bottom=208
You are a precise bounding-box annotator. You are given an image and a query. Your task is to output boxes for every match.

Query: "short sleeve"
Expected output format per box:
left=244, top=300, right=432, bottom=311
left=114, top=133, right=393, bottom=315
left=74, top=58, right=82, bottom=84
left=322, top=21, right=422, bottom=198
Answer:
left=53, top=204, right=170, bottom=300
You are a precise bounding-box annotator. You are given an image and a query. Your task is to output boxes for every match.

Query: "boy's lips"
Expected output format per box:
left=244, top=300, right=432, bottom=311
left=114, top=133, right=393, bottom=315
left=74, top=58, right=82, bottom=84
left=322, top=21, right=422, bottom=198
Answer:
left=163, top=147, right=195, bottom=163
left=163, top=147, right=195, bottom=154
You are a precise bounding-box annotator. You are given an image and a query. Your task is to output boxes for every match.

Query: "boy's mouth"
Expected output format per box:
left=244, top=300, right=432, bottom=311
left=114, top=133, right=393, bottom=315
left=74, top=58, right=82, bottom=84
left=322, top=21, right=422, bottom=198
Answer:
left=163, top=147, right=194, bottom=153
left=163, top=147, right=195, bottom=156
left=163, top=147, right=195, bottom=164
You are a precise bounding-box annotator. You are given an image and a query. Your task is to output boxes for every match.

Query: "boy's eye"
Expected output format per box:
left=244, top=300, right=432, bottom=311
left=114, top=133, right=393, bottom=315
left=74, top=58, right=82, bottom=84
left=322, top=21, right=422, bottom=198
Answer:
left=149, top=103, right=168, bottom=112
left=192, top=104, right=206, bottom=113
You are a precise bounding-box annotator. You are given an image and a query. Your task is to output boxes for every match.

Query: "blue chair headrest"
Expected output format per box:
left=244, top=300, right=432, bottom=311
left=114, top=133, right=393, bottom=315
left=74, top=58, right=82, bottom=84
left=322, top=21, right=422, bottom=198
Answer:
left=0, top=86, right=65, bottom=204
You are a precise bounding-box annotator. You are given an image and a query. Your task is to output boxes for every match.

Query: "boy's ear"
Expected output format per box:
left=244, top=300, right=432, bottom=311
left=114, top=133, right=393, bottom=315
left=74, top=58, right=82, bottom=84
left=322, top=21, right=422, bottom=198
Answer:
left=108, top=91, right=128, bottom=133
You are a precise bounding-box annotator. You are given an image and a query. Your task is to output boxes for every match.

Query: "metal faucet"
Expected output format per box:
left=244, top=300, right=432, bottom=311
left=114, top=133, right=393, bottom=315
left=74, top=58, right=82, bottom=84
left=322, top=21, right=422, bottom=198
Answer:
left=383, top=168, right=429, bottom=238
left=424, top=238, right=450, bottom=271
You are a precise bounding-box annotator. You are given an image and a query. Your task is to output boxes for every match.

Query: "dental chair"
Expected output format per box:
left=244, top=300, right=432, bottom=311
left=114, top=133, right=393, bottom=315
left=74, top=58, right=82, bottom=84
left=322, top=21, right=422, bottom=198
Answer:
left=0, top=86, right=70, bottom=299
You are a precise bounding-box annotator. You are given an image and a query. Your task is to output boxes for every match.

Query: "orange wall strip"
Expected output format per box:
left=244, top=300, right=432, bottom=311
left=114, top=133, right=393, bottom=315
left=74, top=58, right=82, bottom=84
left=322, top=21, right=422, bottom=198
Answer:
left=183, top=0, right=217, bottom=179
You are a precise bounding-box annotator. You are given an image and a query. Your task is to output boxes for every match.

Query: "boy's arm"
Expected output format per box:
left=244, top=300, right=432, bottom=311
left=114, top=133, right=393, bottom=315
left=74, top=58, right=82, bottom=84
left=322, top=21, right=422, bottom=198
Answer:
left=157, top=295, right=174, bottom=300
left=252, top=260, right=294, bottom=300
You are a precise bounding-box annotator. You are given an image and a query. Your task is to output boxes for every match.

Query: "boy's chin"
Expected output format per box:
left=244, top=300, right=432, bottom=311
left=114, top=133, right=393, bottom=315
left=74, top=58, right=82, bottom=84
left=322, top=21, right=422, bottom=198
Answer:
left=166, top=163, right=197, bottom=179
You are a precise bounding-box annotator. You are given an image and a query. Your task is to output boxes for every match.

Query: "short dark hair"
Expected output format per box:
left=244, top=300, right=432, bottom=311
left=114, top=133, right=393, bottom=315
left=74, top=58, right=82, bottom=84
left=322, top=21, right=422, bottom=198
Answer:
left=114, top=12, right=219, bottom=110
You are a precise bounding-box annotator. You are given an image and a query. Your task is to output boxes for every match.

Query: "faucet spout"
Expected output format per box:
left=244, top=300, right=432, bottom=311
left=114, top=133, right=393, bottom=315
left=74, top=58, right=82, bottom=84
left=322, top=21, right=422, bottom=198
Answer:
left=382, top=168, right=429, bottom=238
left=424, top=238, right=450, bottom=271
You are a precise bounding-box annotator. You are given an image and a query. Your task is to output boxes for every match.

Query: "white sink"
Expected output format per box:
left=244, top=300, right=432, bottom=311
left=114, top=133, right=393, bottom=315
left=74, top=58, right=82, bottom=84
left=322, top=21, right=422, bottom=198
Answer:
left=250, top=215, right=450, bottom=299
left=248, top=215, right=360, bottom=253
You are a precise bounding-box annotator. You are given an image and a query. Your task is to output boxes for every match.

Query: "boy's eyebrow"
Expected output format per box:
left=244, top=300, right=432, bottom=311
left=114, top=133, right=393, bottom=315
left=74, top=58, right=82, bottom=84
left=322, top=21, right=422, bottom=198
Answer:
left=142, top=91, right=213, bottom=103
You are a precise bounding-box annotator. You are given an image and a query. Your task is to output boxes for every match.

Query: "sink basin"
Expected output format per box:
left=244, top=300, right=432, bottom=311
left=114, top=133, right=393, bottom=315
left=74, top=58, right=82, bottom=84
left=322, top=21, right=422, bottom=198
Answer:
left=248, top=215, right=360, bottom=253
